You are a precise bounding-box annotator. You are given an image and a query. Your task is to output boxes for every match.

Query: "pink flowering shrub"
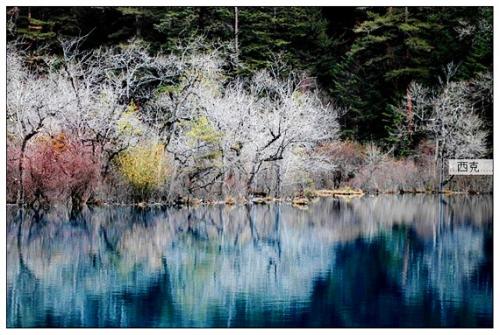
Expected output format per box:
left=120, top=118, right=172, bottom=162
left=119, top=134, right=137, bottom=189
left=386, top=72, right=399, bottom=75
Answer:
left=8, top=133, right=101, bottom=207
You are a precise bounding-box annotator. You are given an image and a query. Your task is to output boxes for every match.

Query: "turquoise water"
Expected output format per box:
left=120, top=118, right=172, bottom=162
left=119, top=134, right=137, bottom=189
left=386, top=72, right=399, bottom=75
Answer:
left=7, top=195, right=493, bottom=327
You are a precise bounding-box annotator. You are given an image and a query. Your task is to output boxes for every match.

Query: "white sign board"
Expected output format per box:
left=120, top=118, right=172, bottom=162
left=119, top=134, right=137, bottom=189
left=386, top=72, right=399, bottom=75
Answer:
left=448, top=159, right=493, bottom=175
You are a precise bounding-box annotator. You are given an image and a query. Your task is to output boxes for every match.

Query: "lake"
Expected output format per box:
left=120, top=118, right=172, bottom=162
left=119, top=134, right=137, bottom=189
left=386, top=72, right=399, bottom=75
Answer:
left=6, top=195, right=493, bottom=327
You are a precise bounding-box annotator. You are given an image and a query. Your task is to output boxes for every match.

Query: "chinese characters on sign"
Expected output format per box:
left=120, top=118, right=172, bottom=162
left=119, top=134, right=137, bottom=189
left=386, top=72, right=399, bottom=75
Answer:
left=449, top=159, right=493, bottom=175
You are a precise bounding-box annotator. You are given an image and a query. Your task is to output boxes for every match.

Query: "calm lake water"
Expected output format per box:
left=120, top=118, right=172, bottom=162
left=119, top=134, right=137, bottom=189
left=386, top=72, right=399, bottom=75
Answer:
left=7, top=195, right=493, bottom=327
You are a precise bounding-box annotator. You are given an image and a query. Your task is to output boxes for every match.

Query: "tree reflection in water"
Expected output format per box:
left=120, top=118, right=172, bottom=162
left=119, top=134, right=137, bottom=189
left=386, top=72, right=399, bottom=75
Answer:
left=7, top=195, right=492, bottom=327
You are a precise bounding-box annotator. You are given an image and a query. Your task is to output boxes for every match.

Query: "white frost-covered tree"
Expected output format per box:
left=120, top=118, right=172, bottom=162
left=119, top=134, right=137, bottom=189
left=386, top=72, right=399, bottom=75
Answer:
left=166, top=58, right=340, bottom=197
left=404, top=64, right=489, bottom=188
left=203, top=68, right=340, bottom=196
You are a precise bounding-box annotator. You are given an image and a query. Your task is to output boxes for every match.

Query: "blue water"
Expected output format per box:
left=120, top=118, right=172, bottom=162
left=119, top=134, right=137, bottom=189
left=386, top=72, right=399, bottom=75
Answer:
left=7, top=195, right=493, bottom=327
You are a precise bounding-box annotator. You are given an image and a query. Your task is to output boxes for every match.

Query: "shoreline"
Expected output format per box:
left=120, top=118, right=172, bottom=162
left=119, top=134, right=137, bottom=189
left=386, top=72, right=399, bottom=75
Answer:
left=6, top=188, right=493, bottom=209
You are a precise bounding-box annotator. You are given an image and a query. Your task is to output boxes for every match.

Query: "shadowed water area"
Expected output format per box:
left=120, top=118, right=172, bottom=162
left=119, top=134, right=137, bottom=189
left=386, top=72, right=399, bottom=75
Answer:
left=7, top=195, right=492, bottom=327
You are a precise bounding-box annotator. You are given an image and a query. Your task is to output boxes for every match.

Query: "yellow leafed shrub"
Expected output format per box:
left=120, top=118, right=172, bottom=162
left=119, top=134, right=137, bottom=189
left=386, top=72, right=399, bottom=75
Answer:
left=117, top=143, right=171, bottom=194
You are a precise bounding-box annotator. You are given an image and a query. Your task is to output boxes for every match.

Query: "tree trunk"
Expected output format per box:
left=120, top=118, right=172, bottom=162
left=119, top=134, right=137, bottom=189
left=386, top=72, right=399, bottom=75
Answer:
left=135, top=13, right=141, bottom=38
left=274, top=163, right=281, bottom=198
left=439, top=153, right=444, bottom=193
left=247, top=159, right=262, bottom=195
left=220, top=152, right=225, bottom=198
left=234, top=7, right=239, bottom=62
left=434, top=137, right=439, bottom=191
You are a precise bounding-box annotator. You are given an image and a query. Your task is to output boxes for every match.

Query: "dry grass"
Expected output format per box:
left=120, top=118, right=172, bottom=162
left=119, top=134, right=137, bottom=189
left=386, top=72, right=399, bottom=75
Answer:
left=224, top=196, right=235, bottom=205
left=314, top=187, right=364, bottom=197
left=292, top=197, right=309, bottom=205
left=252, top=196, right=274, bottom=204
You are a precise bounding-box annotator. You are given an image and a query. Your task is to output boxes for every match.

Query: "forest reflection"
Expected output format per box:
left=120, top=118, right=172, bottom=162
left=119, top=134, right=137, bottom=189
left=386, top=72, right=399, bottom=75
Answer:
left=7, top=195, right=493, bottom=327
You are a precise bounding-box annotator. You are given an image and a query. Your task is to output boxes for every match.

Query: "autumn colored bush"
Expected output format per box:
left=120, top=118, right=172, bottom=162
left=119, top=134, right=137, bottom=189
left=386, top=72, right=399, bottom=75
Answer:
left=351, top=159, right=419, bottom=193
left=315, top=141, right=366, bottom=188
left=8, top=133, right=101, bottom=208
left=317, top=141, right=365, bottom=166
left=348, top=142, right=437, bottom=193
left=116, top=142, right=171, bottom=200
